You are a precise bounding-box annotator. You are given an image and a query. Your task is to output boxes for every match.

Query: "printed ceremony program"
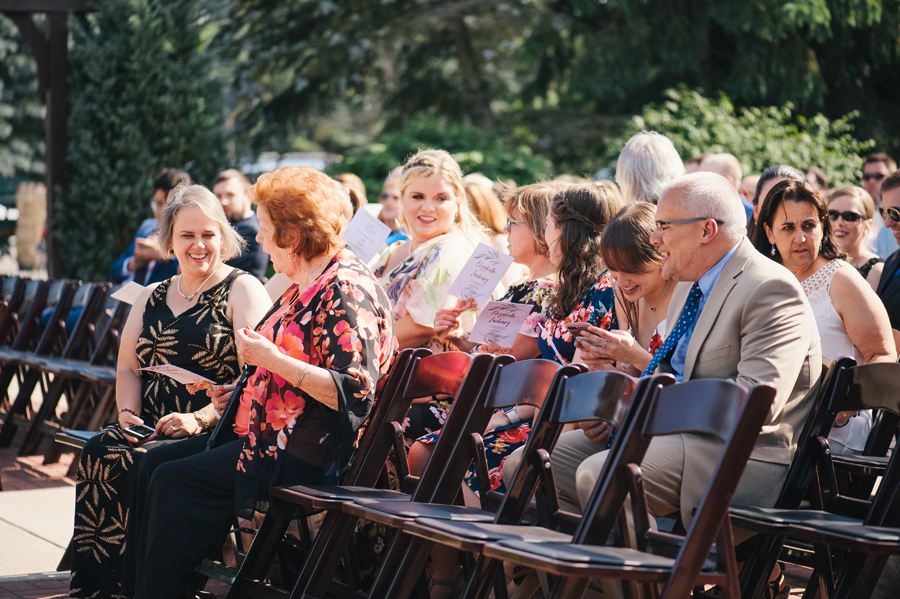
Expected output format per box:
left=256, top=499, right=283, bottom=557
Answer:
left=137, top=364, right=216, bottom=387
left=343, top=208, right=392, bottom=263
left=447, top=242, right=515, bottom=306
left=468, top=301, right=533, bottom=347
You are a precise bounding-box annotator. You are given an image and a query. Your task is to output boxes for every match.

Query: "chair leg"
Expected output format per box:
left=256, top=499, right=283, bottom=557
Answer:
left=228, top=514, right=291, bottom=599
left=739, top=533, right=785, bottom=599
left=290, top=511, right=361, bottom=599
left=0, top=369, right=42, bottom=447
left=21, top=375, right=68, bottom=455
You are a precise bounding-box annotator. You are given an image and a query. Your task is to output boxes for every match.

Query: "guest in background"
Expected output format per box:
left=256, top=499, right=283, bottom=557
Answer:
left=875, top=169, right=900, bottom=329
left=865, top=153, right=899, bottom=258
left=334, top=172, right=368, bottom=214
left=213, top=169, right=269, bottom=280
left=109, top=168, right=190, bottom=285
left=826, top=186, right=883, bottom=290
left=615, top=131, right=685, bottom=204
left=378, top=167, right=409, bottom=245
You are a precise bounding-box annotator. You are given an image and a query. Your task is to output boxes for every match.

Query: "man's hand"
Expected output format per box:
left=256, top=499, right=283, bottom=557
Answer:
left=579, top=420, right=612, bottom=445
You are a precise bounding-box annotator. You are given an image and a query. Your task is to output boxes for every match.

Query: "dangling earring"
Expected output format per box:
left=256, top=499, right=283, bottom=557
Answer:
left=770, top=245, right=776, bottom=257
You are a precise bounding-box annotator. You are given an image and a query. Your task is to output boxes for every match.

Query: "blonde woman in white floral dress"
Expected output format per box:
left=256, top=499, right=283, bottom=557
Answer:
left=756, top=179, right=895, bottom=456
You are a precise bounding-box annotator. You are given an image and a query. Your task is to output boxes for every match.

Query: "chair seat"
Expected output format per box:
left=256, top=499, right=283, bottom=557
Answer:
left=54, top=429, right=96, bottom=449
left=832, top=453, right=890, bottom=476
left=406, top=517, right=570, bottom=543
left=269, top=484, right=410, bottom=511
left=349, top=498, right=496, bottom=522
left=0, top=347, right=29, bottom=365
left=489, top=539, right=716, bottom=573
left=729, top=505, right=862, bottom=533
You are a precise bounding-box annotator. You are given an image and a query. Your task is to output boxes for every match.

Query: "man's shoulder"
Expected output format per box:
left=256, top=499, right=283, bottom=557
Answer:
left=234, top=213, right=260, bottom=236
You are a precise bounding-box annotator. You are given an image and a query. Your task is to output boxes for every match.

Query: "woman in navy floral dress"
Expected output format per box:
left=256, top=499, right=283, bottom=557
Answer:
left=126, top=167, right=396, bottom=599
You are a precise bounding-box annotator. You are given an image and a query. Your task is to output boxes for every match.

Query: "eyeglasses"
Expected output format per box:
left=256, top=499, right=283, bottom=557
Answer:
left=828, top=210, right=867, bottom=223
left=654, top=216, right=724, bottom=232
left=879, top=206, right=900, bottom=223
left=506, top=216, right=527, bottom=230
left=863, top=173, right=886, bottom=182
left=380, top=192, right=399, bottom=201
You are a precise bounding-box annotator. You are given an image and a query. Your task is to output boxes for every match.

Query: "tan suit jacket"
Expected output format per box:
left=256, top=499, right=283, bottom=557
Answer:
left=658, top=238, right=821, bottom=519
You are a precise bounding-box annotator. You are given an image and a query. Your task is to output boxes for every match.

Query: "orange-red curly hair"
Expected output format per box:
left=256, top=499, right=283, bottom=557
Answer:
left=250, top=167, right=345, bottom=260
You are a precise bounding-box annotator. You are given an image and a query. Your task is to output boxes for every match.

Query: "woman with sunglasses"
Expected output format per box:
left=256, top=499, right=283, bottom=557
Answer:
left=754, top=179, right=895, bottom=455
left=827, top=186, right=884, bottom=291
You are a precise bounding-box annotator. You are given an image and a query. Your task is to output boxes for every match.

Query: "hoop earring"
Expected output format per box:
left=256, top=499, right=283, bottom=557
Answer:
left=168, top=249, right=175, bottom=257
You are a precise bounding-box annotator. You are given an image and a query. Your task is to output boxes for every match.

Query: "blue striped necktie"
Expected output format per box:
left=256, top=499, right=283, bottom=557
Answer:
left=641, top=283, right=703, bottom=377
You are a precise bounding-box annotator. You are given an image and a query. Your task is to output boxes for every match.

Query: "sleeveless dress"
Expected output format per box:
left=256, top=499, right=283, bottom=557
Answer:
left=858, top=256, right=883, bottom=280
left=801, top=259, right=871, bottom=455
left=70, top=270, right=244, bottom=599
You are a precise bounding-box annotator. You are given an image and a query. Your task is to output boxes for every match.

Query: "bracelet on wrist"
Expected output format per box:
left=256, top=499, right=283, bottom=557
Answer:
left=193, top=410, right=209, bottom=432
left=119, top=407, right=139, bottom=418
left=295, top=361, right=310, bottom=387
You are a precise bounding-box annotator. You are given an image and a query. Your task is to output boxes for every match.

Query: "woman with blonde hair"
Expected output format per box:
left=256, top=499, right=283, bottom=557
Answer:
left=372, top=149, right=496, bottom=438
left=827, top=186, right=884, bottom=290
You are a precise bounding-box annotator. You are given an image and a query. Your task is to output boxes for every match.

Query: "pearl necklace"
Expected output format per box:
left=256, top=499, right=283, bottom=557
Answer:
left=177, top=263, right=222, bottom=301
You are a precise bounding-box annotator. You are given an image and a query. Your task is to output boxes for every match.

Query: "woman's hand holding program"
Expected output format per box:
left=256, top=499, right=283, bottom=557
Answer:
left=207, top=384, right=236, bottom=415
left=433, top=298, right=472, bottom=342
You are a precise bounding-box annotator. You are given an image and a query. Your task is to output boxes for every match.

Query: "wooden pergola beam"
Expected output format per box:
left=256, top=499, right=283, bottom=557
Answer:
left=1, top=0, right=94, bottom=277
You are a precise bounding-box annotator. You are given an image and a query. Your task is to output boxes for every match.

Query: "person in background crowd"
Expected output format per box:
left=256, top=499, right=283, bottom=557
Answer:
left=876, top=169, right=900, bottom=329
left=213, top=169, right=270, bottom=280
left=805, top=165, right=828, bottom=196
left=615, top=131, right=685, bottom=204
left=334, top=172, right=368, bottom=214
left=378, top=167, right=409, bottom=246
left=826, top=186, right=884, bottom=290
left=865, top=153, right=899, bottom=258
left=464, top=172, right=526, bottom=285
left=109, top=168, right=190, bottom=285
left=699, top=153, right=752, bottom=222
left=747, top=164, right=806, bottom=238
left=684, top=153, right=709, bottom=174
left=756, top=180, right=895, bottom=456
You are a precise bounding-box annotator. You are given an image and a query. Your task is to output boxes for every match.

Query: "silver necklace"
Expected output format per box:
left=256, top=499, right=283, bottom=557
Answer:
left=177, top=262, right=222, bottom=301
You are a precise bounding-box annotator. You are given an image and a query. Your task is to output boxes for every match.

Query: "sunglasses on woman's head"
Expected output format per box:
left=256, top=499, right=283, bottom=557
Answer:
left=827, top=210, right=867, bottom=223
left=879, top=206, right=900, bottom=223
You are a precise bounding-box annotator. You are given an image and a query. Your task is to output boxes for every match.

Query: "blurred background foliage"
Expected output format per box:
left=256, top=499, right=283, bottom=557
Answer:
left=1, top=0, right=898, bottom=277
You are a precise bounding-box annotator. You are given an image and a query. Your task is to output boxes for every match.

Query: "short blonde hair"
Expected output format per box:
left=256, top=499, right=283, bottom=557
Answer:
left=157, top=184, right=246, bottom=261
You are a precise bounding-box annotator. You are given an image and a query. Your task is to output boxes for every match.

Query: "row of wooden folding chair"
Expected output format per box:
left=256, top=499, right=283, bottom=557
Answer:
left=219, top=349, right=497, bottom=598
left=731, top=359, right=900, bottom=599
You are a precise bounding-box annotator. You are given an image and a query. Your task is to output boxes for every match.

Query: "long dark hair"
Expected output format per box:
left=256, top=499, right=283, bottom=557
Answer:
left=548, top=182, right=622, bottom=320
left=752, top=179, right=846, bottom=263
left=600, top=203, right=663, bottom=340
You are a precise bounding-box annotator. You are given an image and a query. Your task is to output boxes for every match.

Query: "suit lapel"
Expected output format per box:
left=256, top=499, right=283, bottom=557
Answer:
left=877, top=251, right=900, bottom=297
left=682, top=240, right=751, bottom=379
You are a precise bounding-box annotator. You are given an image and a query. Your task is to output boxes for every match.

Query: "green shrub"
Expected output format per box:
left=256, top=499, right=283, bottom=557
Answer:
left=57, top=0, right=227, bottom=281
left=603, top=86, right=872, bottom=186
left=328, top=116, right=553, bottom=198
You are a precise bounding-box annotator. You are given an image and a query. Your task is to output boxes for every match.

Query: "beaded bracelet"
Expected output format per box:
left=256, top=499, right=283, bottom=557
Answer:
left=118, top=407, right=139, bottom=418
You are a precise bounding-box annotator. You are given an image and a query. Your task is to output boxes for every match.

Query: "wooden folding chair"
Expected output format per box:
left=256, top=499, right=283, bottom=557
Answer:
left=731, top=361, right=900, bottom=599
left=0, top=278, right=80, bottom=447
left=191, top=348, right=428, bottom=592
left=0, top=277, right=29, bottom=348
left=465, top=378, right=776, bottom=599
left=16, top=282, right=113, bottom=455
left=377, top=367, right=647, bottom=599
left=227, top=351, right=501, bottom=599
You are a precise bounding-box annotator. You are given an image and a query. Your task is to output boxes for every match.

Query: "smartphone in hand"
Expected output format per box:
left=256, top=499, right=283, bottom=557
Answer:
left=566, top=322, right=591, bottom=337
left=124, top=424, right=155, bottom=440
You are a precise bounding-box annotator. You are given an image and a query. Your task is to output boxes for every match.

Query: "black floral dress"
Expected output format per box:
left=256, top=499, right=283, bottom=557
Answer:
left=70, top=270, right=244, bottom=599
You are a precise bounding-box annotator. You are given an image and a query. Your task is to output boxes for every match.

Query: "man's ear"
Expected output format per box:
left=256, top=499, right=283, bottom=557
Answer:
left=698, top=218, right=720, bottom=245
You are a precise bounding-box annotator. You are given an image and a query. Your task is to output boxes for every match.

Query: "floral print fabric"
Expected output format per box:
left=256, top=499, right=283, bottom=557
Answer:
left=234, top=249, right=395, bottom=514
left=71, top=270, right=244, bottom=599
left=538, top=272, right=616, bottom=364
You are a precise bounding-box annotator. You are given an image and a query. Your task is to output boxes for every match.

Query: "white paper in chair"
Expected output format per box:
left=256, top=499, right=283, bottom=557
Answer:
left=468, top=301, right=533, bottom=346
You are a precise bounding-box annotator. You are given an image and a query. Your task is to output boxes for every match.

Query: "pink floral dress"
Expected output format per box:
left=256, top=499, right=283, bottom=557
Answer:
left=233, top=249, right=396, bottom=513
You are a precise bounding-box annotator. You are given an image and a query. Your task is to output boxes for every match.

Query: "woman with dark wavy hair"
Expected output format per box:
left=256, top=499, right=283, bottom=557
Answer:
left=754, top=179, right=895, bottom=455
left=538, top=182, right=622, bottom=363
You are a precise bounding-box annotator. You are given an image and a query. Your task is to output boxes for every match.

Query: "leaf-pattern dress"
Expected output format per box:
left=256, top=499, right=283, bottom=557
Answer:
left=70, top=270, right=244, bottom=599
left=538, top=272, right=616, bottom=364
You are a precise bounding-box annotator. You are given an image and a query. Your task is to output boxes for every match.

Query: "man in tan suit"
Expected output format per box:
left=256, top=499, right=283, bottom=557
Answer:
left=566, top=172, right=821, bottom=524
